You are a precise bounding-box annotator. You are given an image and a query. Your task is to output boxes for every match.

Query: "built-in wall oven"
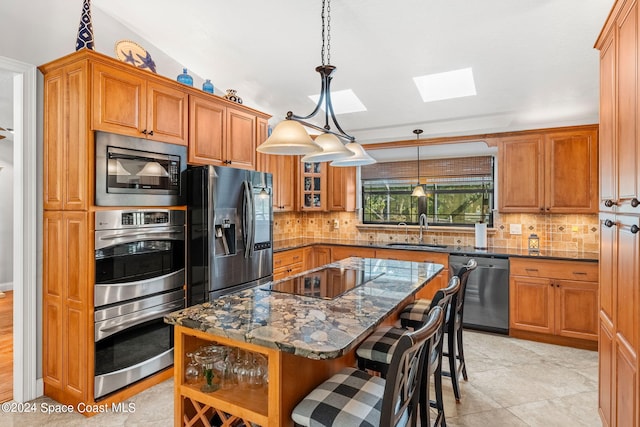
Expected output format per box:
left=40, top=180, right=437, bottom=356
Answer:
left=93, top=209, right=185, bottom=399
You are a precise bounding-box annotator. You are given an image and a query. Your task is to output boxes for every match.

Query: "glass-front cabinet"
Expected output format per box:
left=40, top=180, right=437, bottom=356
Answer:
left=300, top=162, right=326, bottom=211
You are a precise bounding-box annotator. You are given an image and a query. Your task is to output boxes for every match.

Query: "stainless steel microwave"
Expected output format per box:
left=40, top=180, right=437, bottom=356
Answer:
left=95, top=132, right=187, bottom=206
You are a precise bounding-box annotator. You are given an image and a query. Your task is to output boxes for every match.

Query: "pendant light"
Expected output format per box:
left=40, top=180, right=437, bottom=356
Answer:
left=257, top=0, right=375, bottom=166
left=411, top=129, right=426, bottom=197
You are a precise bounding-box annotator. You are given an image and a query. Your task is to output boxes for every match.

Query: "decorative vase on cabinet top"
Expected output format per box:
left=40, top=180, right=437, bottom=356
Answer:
left=224, top=89, right=243, bottom=104
left=202, top=79, right=214, bottom=94
left=177, top=68, right=193, bottom=86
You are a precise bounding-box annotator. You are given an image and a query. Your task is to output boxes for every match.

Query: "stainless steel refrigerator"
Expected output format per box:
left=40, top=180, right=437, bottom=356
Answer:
left=187, top=165, right=273, bottom=305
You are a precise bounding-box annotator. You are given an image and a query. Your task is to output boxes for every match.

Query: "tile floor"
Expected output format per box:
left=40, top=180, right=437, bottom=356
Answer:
left=3, top=331, right=600, bottom=426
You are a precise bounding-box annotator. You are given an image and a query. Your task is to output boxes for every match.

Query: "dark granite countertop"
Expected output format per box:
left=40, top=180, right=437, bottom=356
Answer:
left=273, top=238, right=599, bottom=262
left=165, top=257, right=443, bottom=359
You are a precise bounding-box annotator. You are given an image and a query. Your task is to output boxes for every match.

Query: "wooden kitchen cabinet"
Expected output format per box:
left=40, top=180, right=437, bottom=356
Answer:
left=259, top=154, right=297, bottom=211
left=599, top=213, right=639, bottom=426
left=298, top=162, right=356, bottom=212
left=189, top=94, right=265, bottom=169
left=509, top=258, right=599, bottom=345
left=300, top=161, right=327, bottom=211
left=328, top=166, right=356, bottom=211
left=498, top=126, right=598, bottom=213
left=273, top=248, right=305, bottom=281
left=226, top=106, right=256, bottom=169
left=330, top=245, right=376, bottom=262
left=311, top=246, right=332, bottom=269
left=43, top=211, right=91, bottom=404
left=92, top=62, right=188, bottom=145
left=597, top=2, right=640, bottom=424
left=43, top=60, right=90, bottom=211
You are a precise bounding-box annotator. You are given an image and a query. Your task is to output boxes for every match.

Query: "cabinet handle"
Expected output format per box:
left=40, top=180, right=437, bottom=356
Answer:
left=525, top=268, right=539, bottom=272
left=631, top=225, right=639, bottom=234
left=540, top=207, right=544, bottom=212
left=573, top=272, right=587, bottom=275
left=604, top=219, right=615, bottom=228
left=604, top=199, right=617, bottom=207
left=632, top=198, right=640, bottom=208
left=141, top=129, right=148, bottom=134
left=148, top=130, right=154, bottom=136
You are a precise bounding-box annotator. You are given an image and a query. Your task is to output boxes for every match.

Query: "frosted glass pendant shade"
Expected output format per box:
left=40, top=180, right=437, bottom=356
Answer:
left=138, top=161, right=169, bottom=177
left=108, top=159, right=132, bottom=176
left=330, top=142, right=376, bottom=167
left=301, top=133, right=355, bottom=162
left=411, top=184, right=426, bottom=197
left=257, top=120, right=321, bottom=155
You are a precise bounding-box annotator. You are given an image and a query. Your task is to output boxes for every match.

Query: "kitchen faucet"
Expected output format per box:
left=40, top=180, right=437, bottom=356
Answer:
left=418, top=214, right=428, bottom=243
left=398, top=222, right=408, bottom=242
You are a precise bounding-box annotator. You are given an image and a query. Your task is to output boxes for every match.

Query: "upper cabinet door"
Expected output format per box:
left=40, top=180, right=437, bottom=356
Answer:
left=92, top=63, right=145, bottom=137
left=599, top=30, right=617, bottom=211
left=146, top=81, right=188, bottom=146
left=498, top=135, right=544, bottom=212
left=328, top=166, right=356, bottom=212
left=226, top=107, right=256, bottom=170
left=44, top=61, right=90, bottom=211
left=188, top=94, right=225, bottom=166
left=545, top=129, right=598, bottom=213
left=617, top=3, right=640, bottom=212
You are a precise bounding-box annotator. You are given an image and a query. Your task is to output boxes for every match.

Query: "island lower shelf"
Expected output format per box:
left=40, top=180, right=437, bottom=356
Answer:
left=174, top=325, right=356, bottom=427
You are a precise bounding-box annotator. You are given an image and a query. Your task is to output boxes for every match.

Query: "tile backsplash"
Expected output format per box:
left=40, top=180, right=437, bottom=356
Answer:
left=274, top=211, right=599, bottom=253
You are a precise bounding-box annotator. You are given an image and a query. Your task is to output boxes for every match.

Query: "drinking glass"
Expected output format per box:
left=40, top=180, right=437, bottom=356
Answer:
left=185, top=352, right=201, bottom=385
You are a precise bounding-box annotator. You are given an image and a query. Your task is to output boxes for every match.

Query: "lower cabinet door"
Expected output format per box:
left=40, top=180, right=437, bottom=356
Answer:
left=509, top=276, right=554, bottom=334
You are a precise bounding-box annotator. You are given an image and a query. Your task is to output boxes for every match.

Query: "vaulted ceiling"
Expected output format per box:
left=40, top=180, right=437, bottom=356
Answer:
left=94, top=0, right=613, bottom=147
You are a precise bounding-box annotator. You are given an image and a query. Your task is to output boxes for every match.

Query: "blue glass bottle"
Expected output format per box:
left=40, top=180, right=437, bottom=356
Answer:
left=202, top=79, right=214, bottom=94
left=177, top=68, right=193, bottom=86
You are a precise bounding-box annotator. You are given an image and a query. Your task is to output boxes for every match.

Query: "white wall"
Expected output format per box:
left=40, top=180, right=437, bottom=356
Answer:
left=0, top=138, right=13, bottom=290
left=0, top=0, right=201, bottom=392
left=0, top=1, right=202, bottom=83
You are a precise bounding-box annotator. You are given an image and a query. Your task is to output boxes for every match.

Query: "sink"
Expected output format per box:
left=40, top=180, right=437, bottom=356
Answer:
left=387, top=243, right=449, bottom=249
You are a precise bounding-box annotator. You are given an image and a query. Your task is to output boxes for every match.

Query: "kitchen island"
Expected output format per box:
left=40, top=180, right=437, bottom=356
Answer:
left=165, top=257, right=443, bottom=427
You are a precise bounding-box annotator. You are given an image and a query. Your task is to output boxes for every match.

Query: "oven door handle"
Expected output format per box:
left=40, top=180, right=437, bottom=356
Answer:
left=95, top=229, right=184, bottom=249
left=95, top=300, right=184, bottom=342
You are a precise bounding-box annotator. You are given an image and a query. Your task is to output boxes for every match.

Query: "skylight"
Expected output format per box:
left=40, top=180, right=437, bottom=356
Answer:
left=309, top=89, right=367, bottom=114
left=413, top=68, right=477, bottom=103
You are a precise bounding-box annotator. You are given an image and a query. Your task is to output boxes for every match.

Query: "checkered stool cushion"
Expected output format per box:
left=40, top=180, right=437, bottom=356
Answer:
left=291, top=367, right=385, bottom=427
left=355, top=326, right=406, bottom=365
left=399, top=299, right=433, bottom=327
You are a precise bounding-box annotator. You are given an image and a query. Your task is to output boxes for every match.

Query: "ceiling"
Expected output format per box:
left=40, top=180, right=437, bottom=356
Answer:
left=93, top=0, right=613, bottom=151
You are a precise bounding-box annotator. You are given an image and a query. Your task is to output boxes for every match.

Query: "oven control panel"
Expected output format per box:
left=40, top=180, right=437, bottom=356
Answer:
left=95, top=209, right=185, bottom=230
left=121, top=211, right=170, bottom=226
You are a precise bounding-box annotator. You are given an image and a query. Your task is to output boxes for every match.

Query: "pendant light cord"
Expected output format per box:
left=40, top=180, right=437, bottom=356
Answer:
left=321, top=0, right=331, bottom=66
left=414, top=129, right=423, bottom=186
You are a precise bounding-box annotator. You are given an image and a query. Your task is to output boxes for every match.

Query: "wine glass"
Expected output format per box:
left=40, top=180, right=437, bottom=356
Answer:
left=194, top=347, right=220, bottom=393
left=185, top=352, right=201, bottom=385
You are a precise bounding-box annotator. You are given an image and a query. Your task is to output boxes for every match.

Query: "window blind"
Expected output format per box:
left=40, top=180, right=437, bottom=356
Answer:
left=361, top=156, right=493, bottom=180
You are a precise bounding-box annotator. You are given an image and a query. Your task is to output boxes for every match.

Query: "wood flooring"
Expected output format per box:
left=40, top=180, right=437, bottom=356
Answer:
left=0, top=291, right=13, bottom=403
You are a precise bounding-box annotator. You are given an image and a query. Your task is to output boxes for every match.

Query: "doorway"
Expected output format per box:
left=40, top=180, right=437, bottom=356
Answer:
left=0, top=56, right=38, bottom=403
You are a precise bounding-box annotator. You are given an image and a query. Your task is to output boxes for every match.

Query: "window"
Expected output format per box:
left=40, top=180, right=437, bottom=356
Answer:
left=361, top=156, right=494, bottom=227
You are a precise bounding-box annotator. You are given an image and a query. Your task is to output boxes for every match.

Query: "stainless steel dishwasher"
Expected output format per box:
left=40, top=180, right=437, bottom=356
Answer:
left=449, top=254, right=509, bottom=334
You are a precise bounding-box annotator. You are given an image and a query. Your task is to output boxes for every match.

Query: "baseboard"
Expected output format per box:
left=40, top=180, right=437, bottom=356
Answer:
left=0, top=282, right=13, bottom=292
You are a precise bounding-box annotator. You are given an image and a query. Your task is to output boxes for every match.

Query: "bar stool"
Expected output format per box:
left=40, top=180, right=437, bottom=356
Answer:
left=355, top=276, right=460, bottom=426
left=400, top=259, right=477, bottom=402
left=291, top=305, right=444, bottom=427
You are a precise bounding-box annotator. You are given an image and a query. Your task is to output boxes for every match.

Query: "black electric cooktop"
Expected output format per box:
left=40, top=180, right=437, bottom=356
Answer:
left=265, top=267, right=384, bottom=299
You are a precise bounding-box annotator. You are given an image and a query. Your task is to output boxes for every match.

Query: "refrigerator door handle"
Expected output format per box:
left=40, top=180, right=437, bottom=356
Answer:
left=242, top=180, right=255, bottom=259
